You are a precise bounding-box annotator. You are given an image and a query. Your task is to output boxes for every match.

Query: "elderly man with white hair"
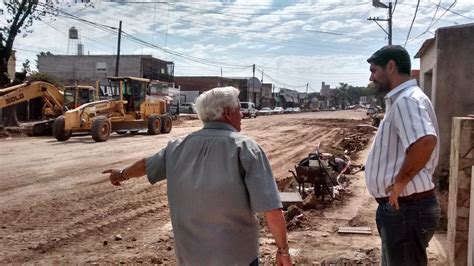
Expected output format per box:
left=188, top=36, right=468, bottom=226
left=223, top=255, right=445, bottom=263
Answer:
left=103, top=86, right=291, bottom=266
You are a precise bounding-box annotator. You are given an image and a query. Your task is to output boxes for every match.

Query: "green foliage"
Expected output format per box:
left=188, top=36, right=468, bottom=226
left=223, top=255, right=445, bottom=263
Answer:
left=0, top=1, right=54, bottom=86
left=324, top=82, right=386, bottom=109
left=22, top=59, right=31, bottom=73
left=27, top=72, right=63, bottom=89
left=35, top=51, right=54, bottom=69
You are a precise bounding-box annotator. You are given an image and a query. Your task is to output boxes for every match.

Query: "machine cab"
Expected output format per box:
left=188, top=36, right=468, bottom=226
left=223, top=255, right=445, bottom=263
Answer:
left=63, top=86, right=98, bottom=110
left=107, top=77, right=151, bottom=114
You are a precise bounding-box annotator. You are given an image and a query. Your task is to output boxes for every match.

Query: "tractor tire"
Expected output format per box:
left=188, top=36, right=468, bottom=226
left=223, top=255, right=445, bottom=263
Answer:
left=147, top=116, right=161, bottom=135
left=53, top=116, right=72, bottom=141
left=91, top=116, right=111, bottom=142
left=160, top=115, right=172, bottom=134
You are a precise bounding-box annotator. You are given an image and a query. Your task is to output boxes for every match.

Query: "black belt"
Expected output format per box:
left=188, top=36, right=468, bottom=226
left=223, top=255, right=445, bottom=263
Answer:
left=375, top=189, right=435, bottom=204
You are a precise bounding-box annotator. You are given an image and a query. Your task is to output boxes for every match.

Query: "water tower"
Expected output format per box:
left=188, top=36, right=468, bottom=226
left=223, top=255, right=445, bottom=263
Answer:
left=67, top=26, right=83, bottom=55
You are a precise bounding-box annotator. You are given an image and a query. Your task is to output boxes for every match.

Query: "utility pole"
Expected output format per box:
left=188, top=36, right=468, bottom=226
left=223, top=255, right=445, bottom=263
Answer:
left=388, top=1, right=392, bottom=45
left=305, top=83, right=309, bottom=109
left=115, top=20, right=122, bottom=77
left=261, top=69, right=264, bottom=82
left=219, top=67, right=222, bottom=86
left=368, top=1, right=392, bottom=45
left=252, top=64, right=255, bottom=103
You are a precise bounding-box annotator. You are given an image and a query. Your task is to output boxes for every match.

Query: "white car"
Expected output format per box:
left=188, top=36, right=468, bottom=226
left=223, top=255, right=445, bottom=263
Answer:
left=367, top=107, right=378, bottom=115
left=284, top=107, right=293, bottom=113
left=273, top=107, right=284, bottom=114
left=179, top=102, right=196, bottom=114
left=240, top=102, right=257, bottom=118
left=257, top=107, right=273, bottom=116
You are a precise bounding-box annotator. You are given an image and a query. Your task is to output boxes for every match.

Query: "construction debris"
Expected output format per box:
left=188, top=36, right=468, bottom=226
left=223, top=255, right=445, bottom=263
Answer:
left=337, top=226, right=372, bottom=235
left=279, top=192, right=303, bottom=210
left=285, top=205, right=303, bottom=222
left=339, top=133, right=370, bottom=155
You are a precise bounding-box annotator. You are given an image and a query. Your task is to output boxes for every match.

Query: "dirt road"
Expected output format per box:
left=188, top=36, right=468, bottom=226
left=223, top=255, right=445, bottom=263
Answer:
left=0, top=110, right=446, bottom=264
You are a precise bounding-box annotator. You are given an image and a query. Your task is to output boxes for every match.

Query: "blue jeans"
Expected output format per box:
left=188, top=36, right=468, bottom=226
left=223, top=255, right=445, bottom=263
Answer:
left=376, top=195, right=440, bottom=266
left=249, top=258, right=258, bottom=266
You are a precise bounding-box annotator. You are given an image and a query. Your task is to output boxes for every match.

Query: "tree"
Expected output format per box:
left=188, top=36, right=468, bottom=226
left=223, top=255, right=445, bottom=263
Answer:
left=22, top=59, right=31, bottom=73
left=27, top=71, right=62, bottom=89
left=0, top=1, right=59, bottom=126
left=35, top=51, right=53, bottom=70
left=1, top=1, right=47, bottom=126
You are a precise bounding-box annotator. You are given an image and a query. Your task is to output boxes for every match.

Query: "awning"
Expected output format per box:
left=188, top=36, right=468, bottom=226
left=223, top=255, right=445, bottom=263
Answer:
left=283, top=95, right=293, bottom=103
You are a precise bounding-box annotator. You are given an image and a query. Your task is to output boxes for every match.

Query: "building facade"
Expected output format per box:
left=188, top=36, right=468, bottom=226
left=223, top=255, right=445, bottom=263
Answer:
left=38, top=54, right=174, bottom=86
left=174, top=76, right=272, bottom=107
left=415, top=23, right=474, bottom=172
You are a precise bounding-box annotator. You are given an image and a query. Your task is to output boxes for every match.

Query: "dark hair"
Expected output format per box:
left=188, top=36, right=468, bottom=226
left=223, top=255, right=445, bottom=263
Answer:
left=367, top=45, right=411, bottom=75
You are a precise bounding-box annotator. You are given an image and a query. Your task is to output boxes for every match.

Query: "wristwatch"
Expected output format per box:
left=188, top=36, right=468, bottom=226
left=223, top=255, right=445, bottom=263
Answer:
left=277, top=244, right=290, bottom=256
left=119, top=168, right=128, bottom=181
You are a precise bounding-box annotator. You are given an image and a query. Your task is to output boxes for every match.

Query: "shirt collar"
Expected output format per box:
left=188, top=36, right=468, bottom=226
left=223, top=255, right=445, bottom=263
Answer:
left=385, top=79, right=418, bottom=99
left=203, top=121, right=237, bottom=132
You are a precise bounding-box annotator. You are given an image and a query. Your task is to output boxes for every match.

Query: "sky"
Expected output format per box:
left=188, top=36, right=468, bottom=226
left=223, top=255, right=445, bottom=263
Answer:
left=1, top=0, right=473, bottom=93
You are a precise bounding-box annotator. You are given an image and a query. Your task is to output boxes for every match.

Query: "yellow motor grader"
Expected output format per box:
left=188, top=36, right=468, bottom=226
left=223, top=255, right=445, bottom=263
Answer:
left=53, top=76, right=172, bottom=142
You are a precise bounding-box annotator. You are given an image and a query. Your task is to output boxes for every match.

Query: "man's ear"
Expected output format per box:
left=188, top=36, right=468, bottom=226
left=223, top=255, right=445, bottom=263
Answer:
left=387, top=60, right=397, bottom=74
left=221, top=107, right=231, bottom=120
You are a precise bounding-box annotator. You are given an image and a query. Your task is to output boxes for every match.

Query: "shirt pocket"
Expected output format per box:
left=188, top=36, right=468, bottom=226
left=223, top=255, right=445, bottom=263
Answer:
left=379, top=121, right=392, bottom=149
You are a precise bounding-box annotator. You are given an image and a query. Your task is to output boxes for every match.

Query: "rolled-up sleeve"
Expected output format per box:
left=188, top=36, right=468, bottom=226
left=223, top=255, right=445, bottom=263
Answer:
left=393, top=97, right=438, bottom=151
left=146, top=147, right=167, bottom=184
left=239, top=140, right=282, bottom=213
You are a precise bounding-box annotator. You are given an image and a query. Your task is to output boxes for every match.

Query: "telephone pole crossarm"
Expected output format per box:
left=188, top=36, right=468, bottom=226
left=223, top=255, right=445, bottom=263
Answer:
left=368, top=1, right=393, bottom=45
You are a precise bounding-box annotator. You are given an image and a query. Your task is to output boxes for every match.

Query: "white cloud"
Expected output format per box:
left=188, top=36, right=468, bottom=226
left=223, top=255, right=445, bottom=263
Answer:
left=321, top=20, right=346, bottom=31
left=4, top=0, right=474, bottom=89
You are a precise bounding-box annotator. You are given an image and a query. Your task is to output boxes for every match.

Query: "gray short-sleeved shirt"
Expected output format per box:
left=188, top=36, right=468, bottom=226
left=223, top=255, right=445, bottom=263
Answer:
left=146, top=121, right=282, bottom=265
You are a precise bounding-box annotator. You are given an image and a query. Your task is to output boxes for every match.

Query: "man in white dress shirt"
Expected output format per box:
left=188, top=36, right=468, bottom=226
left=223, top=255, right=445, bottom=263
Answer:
left=365, top=45, right=440, bottom=266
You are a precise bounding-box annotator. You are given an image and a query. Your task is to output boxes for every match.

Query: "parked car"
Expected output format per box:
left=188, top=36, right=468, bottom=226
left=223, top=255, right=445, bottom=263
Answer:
left=293, top=107, right=301, bottom=113
left=240, top=102, right=257, bottom=118
left=179, top=102, right=196, bottom=114
left=257, top=107, right=273, bottom=116
left=367, top=107, right=378, bottom=115
left=284, top=107, right=294, bottom=113
left=273, top=107, right=284, bottom=114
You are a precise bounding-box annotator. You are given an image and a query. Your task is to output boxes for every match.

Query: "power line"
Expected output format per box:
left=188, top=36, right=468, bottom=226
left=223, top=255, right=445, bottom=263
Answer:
left=113, top=1, right=374, bottom=41
left=391, top=0, right=398, bottom=15
left=79, top=2, right=376, bottom=56
left=37, top=2, right=255, bottom=70
left=255, top=67, right=307, bottom=88
left=407, top=0, right=457, bottom=43
left=427, top=0, right=442, bottom=31
left=120, top=31, right=252, bottom=69
left=431, top=0, right=473, bottom=20
left=404, top=0, right=420, bottom=47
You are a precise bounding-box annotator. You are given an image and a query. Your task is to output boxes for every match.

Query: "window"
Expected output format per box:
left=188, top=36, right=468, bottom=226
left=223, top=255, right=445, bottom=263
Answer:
left=96, top=62, right=107, bottom=72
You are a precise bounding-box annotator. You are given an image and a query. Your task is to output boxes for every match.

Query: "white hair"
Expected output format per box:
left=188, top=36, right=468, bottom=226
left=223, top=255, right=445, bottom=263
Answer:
left=194, top=86, right=240, bottom=122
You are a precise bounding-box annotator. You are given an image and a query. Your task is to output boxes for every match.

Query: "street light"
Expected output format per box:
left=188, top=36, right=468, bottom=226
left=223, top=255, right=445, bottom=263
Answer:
left=372, top=0, right=388, bottom=8
left=368, top=1, right=392, bottom=45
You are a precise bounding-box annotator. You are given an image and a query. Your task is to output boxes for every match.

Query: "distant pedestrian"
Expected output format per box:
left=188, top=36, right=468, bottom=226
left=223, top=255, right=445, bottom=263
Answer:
left=103, top=86, right=292, bottom=265
left=365, top=45, right=440, bottom=266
